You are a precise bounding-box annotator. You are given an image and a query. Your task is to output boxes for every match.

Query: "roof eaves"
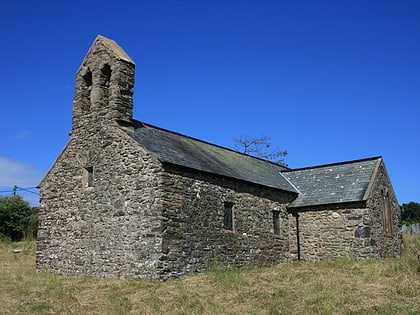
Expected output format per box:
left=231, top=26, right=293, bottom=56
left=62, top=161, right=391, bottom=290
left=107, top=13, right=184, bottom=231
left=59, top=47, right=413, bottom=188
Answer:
left=161, top=161, right=299, bottom=195
left=287, top=200, right=367, bottom=212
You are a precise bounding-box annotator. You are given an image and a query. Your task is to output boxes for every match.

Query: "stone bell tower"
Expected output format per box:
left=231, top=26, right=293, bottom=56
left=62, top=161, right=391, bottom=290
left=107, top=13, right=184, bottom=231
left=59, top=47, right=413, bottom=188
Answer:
left=71, top=35, right=135, bottom=134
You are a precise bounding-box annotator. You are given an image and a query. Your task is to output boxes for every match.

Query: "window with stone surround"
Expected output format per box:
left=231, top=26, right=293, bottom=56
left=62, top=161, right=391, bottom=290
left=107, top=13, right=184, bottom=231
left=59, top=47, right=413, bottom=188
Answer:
left=273, top=210, right=281, bottom=236
left=224, top=202, right=234, bottom=231
left=83, top=166, right=94, bottom=189
left=381, top=189, right=393, bottom=237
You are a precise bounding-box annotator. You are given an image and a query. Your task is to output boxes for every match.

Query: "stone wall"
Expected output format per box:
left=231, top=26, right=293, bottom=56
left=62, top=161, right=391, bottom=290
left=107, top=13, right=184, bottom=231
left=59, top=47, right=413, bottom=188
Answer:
left=38, top=36, right=404, bottom=280
left=38, top=124, right=297, bottom=279
left=288, top=160, right=402, bottom=261
left=37, top=125, right=165, bottom=279
left=366, top=160, right=403, bottom=258
left=288, top=206, right=375, bottom=260
left=36, top=36, right=169, bottom=278
left=72, top=36, right=135, bottom=134
left=37, top=35, right=299, bottom=279
left=156, top=164, right=296, bottom=278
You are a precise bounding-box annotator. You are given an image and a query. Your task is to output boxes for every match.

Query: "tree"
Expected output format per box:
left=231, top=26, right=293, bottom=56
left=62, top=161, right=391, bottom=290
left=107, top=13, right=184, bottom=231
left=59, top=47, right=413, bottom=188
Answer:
left=233, top=135, right=287, bottom=165
left=401, top=202, right=420, bottom=224
left=0, top=195, right=38, bottom=241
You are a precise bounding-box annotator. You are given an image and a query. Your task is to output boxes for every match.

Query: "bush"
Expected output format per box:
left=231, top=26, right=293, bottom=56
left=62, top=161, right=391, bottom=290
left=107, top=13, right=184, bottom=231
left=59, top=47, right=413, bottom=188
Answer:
left=401, top=202, right=420, bottom=224
left=0, top=196, right=38, bottom=241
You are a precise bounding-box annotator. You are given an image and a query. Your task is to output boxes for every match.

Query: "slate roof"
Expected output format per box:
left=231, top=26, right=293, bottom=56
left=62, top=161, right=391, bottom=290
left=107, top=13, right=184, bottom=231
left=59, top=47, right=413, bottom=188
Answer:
left=282, top=157, right=381, bottom=208
left=124, top=120, right=299, bottom=193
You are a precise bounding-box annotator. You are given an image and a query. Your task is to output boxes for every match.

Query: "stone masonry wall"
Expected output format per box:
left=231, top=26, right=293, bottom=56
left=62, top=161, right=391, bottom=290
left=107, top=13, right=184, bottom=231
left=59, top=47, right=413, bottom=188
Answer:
left=36, top=36, right=167, bottom=278
left=39, top=36, right=403, bottom=280
left=37, top=125, right=165, bottom=279
left=366, top=160, right=403, bottom=258
left=288, top=206, right=375, bottom=260
left=156, top=164, right=296, bottom=278
left=39, top=36, right=302, bottom=279
left=72, top=37, right=135, bottom=134
left=288, top=160, right=402, bottom=261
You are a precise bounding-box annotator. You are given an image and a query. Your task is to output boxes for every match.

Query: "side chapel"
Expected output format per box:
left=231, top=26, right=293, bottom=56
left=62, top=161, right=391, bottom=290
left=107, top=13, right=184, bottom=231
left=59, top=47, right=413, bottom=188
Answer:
left=37, top=36, right=402, bottom=279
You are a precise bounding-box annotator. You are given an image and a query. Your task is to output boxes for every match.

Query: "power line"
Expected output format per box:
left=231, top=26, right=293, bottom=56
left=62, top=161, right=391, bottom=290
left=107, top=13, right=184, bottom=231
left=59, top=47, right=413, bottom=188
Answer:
left=16, top=187, right=40, bottom=195
left=0, top=186, right=40, bottom=196
left=0, top=190, right=14, bottom=194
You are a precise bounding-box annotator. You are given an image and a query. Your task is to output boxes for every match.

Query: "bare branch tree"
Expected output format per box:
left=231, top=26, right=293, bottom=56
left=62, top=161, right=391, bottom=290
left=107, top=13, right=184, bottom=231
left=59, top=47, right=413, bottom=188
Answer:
left=233, top=135, right=287, bottom=165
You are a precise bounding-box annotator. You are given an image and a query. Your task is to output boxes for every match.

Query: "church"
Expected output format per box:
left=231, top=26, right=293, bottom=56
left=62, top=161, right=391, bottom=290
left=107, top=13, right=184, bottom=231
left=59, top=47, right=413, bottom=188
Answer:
left=36, top=36, right=402, bottom=279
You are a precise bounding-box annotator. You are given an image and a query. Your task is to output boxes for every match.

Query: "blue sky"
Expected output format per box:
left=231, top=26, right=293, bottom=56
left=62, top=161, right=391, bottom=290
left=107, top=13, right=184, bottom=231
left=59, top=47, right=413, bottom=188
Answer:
left=0, top=0, right=419, bottom=206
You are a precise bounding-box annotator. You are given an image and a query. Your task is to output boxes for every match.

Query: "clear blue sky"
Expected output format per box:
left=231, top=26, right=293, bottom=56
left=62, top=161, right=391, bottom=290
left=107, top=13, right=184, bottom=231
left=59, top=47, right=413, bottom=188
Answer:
left=1, top=0, right=419, bottom=206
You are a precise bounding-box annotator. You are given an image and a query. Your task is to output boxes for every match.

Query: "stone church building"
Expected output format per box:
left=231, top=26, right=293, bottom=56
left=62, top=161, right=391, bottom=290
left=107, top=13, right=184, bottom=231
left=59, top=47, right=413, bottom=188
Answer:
left=37, top=36, right=402, bottom=279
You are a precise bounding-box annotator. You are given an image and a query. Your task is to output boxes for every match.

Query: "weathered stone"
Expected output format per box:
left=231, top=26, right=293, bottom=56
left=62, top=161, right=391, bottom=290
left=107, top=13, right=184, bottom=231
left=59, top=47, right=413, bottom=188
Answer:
left=355, top=226, right=371, bottom=238
left=288, top=161, right=403, bottom=260
left=37, top=35, right=403, bottom=280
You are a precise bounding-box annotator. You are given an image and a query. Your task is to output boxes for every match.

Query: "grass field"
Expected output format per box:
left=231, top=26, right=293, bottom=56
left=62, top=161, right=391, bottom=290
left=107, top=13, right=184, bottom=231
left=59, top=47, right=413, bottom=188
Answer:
left=0, top=236, right=419, bottom=314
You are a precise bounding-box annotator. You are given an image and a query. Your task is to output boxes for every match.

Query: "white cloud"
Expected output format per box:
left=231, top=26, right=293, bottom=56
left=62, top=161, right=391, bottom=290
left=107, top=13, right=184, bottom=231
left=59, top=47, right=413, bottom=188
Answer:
left=0, top=157, right=43, bottom=205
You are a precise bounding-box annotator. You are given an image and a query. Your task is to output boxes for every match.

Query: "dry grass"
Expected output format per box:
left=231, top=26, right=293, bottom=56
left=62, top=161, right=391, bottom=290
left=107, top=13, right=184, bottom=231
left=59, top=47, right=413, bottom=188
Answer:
left=0, top=236, right=419, bottom=314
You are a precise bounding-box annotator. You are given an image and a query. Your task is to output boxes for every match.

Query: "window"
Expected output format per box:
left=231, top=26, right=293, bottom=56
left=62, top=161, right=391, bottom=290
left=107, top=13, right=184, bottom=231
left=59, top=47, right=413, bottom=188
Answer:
left=100, top=64, right=111, bottom=103
left=81, top=69, right=92, bottom=111
left=83, top=166, right=94, bottom=188
left=381, top=189, right=393, bottom=237
left=273, top=210, right=281, bottom=235
left=101, top=64, right=111, bottom=85
left=224, top=202, right=234, bottom=230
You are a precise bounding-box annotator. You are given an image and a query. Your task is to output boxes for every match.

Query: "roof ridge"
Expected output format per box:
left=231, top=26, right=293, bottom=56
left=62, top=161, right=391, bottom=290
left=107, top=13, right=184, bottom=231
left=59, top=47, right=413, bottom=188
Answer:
left=283, top=156, right=382, bottom=172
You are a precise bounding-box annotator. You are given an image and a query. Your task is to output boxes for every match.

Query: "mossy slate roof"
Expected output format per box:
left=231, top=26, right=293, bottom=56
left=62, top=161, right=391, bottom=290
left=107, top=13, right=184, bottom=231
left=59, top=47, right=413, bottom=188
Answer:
left=125, top=120, right=298, bottom=194
left=282, top=157, right=381, bottom=208
left=123, top=120, right=380, bottom=207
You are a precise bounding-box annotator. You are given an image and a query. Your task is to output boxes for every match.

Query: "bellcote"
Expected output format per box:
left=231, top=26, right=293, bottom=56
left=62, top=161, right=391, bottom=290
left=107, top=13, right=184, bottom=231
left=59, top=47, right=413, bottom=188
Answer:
left=71, top=35, right=135, bottom=134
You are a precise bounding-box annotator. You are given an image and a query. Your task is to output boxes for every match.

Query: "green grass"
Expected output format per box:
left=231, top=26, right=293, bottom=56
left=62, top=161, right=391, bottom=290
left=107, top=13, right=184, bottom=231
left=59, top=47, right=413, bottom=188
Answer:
left=0, top=236, right=419, bottom=314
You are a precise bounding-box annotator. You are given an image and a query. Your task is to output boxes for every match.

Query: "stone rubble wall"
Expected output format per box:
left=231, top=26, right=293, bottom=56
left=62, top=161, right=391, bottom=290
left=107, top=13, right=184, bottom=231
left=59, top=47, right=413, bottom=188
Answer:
left=156, top=164, right=296, bottom=278
left=72, top=39, right=135, bottom=134
left=38, top=124, right=297, bottom=279
left=37, top=34, right=300, bottom=279
left=366, top=160, right=403, bottom=258
left=37, top=125, right=165, bottom=279
left=288, top=160, right=403, bottom=261
left=37, top=36, right=404, bottom=279
left=288, top=207, right=375, bottom=260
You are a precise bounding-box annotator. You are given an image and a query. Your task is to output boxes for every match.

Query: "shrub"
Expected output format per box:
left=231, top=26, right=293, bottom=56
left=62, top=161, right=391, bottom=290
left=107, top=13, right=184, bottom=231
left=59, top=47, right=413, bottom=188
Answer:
left=401, top=202, right=420, bottom=224
left=0, top=196, right=38, bottom=241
